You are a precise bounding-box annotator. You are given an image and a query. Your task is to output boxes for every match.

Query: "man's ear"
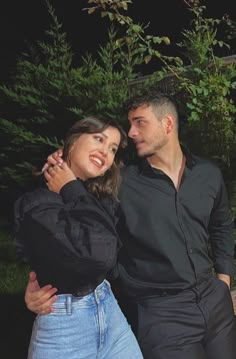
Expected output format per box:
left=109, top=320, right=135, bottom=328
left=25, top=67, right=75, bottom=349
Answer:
left=163, top=114, right=174, bottom=134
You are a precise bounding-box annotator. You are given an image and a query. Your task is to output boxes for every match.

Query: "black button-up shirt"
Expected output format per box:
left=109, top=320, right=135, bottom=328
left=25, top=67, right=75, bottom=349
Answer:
left=117, top=150, right=235, bottom=295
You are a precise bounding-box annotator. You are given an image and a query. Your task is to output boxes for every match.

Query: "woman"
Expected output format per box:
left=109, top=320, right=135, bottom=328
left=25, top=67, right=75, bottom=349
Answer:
left=14, top=116, right=143, bottom=359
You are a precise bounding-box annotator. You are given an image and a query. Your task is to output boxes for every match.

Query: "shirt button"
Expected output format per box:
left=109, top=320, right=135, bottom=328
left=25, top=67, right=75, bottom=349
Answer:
left=189, top=248, right=193, bottom=253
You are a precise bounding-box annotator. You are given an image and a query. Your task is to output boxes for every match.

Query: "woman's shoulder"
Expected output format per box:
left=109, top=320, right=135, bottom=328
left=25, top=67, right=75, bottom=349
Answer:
left=14, top=188, right=62, bottom=217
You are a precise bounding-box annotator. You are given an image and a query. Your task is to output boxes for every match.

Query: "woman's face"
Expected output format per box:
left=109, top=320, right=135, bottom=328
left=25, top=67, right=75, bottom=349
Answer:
left=68, top=126, right=121, bottom=180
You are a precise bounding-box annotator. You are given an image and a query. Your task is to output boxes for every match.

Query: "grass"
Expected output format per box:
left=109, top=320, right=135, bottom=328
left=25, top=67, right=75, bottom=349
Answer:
left=0, top=227, right=29, bottom=294
left=0, top=222, right=35, bottom=359
left=0, top=262, right=30, bottom=294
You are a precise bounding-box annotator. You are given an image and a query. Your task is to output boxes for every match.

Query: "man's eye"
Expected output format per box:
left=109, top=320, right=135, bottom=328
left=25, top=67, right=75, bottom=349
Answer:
left=137, top=120, right=143, bottom=125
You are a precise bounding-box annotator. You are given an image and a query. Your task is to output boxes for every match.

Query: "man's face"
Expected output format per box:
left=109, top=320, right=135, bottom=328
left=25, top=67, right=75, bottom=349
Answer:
left=127, top=104, right=168, bottom=158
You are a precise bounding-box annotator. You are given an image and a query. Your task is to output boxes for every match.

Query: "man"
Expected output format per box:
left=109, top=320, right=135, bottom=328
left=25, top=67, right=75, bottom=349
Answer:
left=24, top=91, right=236, bottom=358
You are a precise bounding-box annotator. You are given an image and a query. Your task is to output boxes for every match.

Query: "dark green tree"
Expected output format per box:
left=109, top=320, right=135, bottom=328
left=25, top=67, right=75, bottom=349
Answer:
left=91, top=0, right=236, bottom=170
left=0, top=1, right=75, bottom=193
left=169, top=0, right=236, bottom=171
left=0, top=2, right=137, bottom=196
left=1, top=0, right=235, bottom=207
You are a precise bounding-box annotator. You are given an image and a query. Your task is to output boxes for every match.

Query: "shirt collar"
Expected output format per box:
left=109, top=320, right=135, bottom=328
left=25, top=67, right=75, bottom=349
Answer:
left=181, top=144, right=196, bottom=169
left=137, top=143, right=196, bottom=175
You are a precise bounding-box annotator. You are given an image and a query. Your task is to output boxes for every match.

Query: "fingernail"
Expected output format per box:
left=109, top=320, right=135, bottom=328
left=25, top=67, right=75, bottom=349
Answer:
left=41, top=165, right=48, bottom=172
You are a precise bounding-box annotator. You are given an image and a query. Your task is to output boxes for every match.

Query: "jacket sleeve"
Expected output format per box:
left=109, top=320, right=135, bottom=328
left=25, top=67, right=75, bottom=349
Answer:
left=209, top=171, right=235, bottom=276
left=14, top=180, right=119, bottom=281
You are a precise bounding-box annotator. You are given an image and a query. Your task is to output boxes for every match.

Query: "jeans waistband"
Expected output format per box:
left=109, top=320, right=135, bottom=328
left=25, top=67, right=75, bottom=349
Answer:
left=51, top=280, right=111, bottom=314
left=57, top=277, right=104, bottom=297
left=71, top=280, right=102, bottom=297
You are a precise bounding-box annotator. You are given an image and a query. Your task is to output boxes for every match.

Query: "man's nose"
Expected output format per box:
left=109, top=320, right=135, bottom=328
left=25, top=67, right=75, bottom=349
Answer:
left=128, top=125, right=138, bottom=138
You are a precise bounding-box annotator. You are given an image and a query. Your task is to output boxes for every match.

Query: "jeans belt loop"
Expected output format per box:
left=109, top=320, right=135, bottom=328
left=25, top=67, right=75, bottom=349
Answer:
left=66, top=295, right=72, bottom=315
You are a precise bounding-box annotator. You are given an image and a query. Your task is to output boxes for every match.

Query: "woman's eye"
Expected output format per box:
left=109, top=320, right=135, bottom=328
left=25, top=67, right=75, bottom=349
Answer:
left=95, top=136, right=103, bottom=142
left=111, top=147, right=117, bottom=154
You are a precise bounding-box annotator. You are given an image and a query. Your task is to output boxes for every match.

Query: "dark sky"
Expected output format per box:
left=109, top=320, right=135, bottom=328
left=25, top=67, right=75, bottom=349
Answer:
left=0, top=0, right=235, bottom=82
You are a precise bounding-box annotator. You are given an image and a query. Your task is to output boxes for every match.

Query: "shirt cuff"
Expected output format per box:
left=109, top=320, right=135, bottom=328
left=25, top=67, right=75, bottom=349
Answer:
left=215, top=260, right=236, bottom=277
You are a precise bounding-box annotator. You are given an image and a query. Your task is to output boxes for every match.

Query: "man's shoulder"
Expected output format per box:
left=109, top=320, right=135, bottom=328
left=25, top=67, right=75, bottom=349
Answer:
left=192, top=154, right=222, bottom=174
left=182, top=144, right=222, bottom=175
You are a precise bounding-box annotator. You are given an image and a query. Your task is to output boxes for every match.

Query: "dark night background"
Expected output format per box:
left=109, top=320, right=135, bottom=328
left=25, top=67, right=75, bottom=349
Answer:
left=0, top=2, right=235, bottom=358
left=0, top=0, right=235, bottom=83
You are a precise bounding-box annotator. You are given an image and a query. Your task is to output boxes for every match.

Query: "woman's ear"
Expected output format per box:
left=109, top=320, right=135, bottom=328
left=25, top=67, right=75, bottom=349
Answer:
left=67, top=143, right=75, bottom=168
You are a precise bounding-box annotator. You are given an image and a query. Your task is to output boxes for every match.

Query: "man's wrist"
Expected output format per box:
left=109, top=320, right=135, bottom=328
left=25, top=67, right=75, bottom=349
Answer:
left=216, top=273, right=230, bottom=288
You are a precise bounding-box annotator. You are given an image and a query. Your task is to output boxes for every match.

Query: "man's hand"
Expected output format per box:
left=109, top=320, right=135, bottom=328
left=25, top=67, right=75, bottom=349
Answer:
left=41, top=148, right=64, bottom=172
left=216, top=273, right=230, bottom=289
left=25, top=272, right=57, bottom=315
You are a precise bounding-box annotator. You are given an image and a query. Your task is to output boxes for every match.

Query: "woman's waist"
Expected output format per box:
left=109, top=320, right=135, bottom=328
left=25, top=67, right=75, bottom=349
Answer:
left=36, top=268, right=106, bottom=295
left=50, top=280, right=112, bottom=313
left=57, top=277, right=105, bottom=296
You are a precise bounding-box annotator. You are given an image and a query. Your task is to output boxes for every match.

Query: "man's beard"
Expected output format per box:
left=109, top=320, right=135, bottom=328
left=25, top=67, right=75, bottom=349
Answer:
left=138, top=151, right=155, bottom=159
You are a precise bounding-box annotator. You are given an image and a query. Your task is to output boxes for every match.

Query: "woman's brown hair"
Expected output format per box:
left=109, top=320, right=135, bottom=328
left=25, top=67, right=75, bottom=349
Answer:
left=63, top=116, right=127, bottom=200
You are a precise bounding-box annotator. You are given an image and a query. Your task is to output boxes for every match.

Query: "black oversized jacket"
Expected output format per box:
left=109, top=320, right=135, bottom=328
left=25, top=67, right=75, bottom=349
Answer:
left=14, top=179, right=119, bottom=294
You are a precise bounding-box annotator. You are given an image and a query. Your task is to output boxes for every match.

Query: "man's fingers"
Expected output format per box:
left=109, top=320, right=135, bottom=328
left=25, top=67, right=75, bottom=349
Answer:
left=34, top=285, right=58, bottom=302
left=27, top=295, right=57, bottom=314
left=34, top=294, right=57, bottom=313
left=40, top=307, right=53, bottom=315
left=25, top=284, right=57, bottom=303
left=29, top=271, right=37, bottom=281
left=25, top=285, right=57, bottom=314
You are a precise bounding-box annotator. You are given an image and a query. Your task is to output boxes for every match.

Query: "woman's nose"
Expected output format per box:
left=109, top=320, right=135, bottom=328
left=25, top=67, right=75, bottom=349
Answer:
left=99, top=146, right=108, bottom=156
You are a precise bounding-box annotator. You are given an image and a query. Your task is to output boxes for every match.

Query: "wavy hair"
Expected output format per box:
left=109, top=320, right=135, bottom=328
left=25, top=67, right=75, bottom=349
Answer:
left=63, top=116, right=127, bottom=199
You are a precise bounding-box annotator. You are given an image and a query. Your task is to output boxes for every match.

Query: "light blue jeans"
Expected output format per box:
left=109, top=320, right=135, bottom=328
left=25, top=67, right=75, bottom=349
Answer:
left=28, top=280, right=143, bottom=358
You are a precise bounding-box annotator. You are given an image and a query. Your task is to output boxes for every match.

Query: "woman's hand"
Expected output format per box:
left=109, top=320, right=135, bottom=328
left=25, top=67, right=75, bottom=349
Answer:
left=44, top=162, right=76, bottom=193
left=41, top=148, right=64, bottom=172
left=25, top=272, right=57, bottom=315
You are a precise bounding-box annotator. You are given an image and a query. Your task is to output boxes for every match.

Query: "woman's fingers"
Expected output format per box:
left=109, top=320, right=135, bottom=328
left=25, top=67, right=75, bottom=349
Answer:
left=41, top=149, right=64, bottom=172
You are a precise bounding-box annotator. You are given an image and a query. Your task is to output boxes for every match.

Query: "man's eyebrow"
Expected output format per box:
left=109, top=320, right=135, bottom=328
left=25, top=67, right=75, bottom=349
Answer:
left=129, top=116, right=145, bottom=122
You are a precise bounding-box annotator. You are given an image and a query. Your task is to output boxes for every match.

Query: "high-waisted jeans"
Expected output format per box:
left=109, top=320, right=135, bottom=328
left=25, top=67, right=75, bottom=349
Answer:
left=28, top=280, right=143, bottom=358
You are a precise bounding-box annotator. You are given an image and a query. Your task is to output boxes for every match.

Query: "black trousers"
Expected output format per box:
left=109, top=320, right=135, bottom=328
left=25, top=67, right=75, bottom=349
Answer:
left=117, top=277, right=236, bottom=359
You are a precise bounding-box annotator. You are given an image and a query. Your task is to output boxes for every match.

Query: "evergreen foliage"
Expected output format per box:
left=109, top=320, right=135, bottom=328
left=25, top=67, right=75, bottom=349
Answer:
left=0, top=0, right=235, bottom=205
left=0, top=1, right=74, bottom=192
left=91, top=0, right=236, bottom=171
left=166, top=0, right=236, bottom=171
left=0, top=1, right=135, bottom=196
